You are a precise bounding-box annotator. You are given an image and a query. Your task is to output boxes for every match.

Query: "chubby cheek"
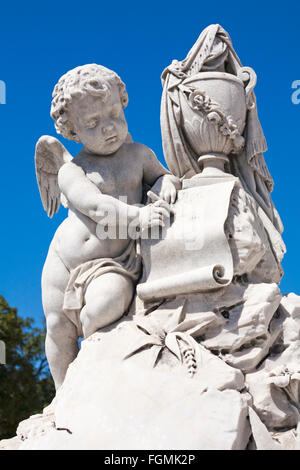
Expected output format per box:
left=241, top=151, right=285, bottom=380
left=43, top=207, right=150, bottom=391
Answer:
left=75, top=116, right=128, bottom=148
left=116, top=116, right=128, bottom=138
left=80, top=126, right=105, bottom=146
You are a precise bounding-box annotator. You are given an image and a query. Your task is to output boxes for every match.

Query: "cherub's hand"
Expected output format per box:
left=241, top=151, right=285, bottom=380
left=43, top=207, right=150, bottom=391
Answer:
left=157, top=174, right=181, bottom=204
left=139, top=200, right=171, bottom=231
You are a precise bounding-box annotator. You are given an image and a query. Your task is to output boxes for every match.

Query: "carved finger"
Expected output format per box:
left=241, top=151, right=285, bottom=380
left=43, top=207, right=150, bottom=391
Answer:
left=163, top=191, right=171, bottom=204
left=153, top=206, right=170, bottom=218
left=153, top=199, right=171, bottom=210
left=151, top=217, right=165, bottom=227
left=170, top=187, right=177, bottom=204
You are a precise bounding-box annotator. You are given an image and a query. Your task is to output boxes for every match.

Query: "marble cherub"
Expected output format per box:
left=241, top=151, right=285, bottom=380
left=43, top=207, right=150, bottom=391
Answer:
left=35, top=64, right=180, bottom=389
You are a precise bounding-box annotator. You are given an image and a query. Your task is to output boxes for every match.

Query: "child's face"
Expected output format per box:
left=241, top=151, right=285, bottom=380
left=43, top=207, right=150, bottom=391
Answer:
left=70, top=84, right=128, bottom=155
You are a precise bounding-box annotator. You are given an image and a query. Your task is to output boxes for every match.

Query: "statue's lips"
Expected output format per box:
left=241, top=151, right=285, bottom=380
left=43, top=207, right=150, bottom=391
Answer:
left=105, top=135, right=118, bottom=143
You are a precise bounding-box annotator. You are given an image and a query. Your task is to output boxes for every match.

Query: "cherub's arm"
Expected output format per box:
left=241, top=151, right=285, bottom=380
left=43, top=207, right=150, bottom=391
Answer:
left=58, top=161, right=170, bottom=230
left=58, top=162, right=140, bottom=225
left=141, top=145, right=181, bottom=203
left=141, top=144, right=169, bottom=186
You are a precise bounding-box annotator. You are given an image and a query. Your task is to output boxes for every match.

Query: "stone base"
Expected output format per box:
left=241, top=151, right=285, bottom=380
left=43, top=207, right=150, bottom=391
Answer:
left=3, top=292, right=300, bottom=450
left=1, top=319, right=250, bottom=450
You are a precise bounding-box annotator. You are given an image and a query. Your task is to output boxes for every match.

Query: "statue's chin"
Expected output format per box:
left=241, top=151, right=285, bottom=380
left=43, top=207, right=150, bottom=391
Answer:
left=85, top=139, right=124, bottom=156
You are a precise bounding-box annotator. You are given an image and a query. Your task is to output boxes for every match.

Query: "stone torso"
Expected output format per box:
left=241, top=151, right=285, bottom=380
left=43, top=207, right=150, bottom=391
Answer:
left=53, top=143, right=144, bottom=271
left=74, top=143, right=144, bottom=205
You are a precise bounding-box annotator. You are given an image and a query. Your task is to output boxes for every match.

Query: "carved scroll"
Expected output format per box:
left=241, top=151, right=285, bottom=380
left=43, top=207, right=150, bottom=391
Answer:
left=137, top=176, right=237, bottom=302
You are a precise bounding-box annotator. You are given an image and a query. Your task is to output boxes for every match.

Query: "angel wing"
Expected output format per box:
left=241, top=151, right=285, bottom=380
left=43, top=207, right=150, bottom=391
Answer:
left=35, top=135, right=73, bottom=218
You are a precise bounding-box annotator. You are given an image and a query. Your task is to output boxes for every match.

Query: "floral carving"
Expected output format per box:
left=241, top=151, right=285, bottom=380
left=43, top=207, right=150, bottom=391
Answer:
left=123, top=302, right=200, bottom=378
left=183, top=87, right=245, bottom=154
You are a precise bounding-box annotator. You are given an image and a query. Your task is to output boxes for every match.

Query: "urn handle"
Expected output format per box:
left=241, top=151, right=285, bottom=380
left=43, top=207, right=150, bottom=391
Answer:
left=237, top=66, right=257, bottom=110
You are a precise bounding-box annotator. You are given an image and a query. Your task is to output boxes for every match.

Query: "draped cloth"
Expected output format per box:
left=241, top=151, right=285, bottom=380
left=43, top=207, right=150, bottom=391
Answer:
left=63, top=240, right=141, bottom=335
left=160, top=24, right=284, bottom=240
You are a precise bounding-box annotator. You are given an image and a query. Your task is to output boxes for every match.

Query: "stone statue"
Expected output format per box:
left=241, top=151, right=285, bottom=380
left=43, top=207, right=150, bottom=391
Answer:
left=2, top=26, right=300, bottom=451
left=34, top=64, right=180, bottom=389
left=136, top=25, right=300, bottom=450
left=160, top=24, right=285, bottom=266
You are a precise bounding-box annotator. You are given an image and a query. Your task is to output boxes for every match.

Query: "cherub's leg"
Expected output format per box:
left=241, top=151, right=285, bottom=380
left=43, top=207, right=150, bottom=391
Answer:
left=42, top=247, right=79, bottom=390
left=80, top=272, right=134, bottom=338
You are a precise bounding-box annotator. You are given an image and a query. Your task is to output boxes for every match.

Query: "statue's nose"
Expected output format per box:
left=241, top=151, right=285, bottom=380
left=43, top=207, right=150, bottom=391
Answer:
left=103, top=123, right=114, bottom=133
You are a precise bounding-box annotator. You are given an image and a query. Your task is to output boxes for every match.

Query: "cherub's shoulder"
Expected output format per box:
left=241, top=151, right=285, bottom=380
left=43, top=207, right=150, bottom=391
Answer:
left=62, top=151, right=92, bottom=174
left=58, top=158, right=86, bottom=182
left=123, top=142, right=154, bottom=159
left=72, top=151, right=88, bottom=167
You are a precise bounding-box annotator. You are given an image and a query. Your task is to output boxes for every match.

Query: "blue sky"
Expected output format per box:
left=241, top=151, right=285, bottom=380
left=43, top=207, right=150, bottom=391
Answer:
left=0, top=0, right=300, bottom=327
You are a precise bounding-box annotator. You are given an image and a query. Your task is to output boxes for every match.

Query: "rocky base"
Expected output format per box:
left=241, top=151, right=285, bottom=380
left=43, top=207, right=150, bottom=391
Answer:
left=2, top=292, right=300, bottom=450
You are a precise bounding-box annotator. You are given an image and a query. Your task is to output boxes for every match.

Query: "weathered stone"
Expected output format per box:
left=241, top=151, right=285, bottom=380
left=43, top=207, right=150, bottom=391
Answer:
left=17, top=330, right=249, bottom=450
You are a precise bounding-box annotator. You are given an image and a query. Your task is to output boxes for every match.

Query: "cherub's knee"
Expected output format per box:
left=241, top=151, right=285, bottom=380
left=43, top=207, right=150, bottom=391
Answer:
left=81, top=301, right=117, bottom=337
left=80, top=295, right=128, bottom=338
left=80, top=274, right=135, bottom=338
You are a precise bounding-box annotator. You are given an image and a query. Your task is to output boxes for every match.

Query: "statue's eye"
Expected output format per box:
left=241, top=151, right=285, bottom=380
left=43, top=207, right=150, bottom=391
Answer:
left=111, top=109, right=120, bottom=118
left=86, top=119, right=98, bottom=129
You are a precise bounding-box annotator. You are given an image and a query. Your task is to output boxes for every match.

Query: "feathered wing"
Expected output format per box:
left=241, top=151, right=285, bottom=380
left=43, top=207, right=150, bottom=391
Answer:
left=35, top=136, right=73, bottom=218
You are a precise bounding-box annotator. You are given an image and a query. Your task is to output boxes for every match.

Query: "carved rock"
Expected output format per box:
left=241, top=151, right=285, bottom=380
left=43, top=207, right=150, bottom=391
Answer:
left=12, top=326, right=250, bottom=450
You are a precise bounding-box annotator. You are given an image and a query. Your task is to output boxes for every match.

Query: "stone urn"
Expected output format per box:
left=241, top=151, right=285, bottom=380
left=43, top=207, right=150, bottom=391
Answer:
left=178, top=69, right=256, bottom=176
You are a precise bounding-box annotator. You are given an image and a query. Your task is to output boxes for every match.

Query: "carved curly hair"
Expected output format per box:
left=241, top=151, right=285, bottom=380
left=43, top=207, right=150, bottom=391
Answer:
left=50, top=64, right=128, bottom=141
